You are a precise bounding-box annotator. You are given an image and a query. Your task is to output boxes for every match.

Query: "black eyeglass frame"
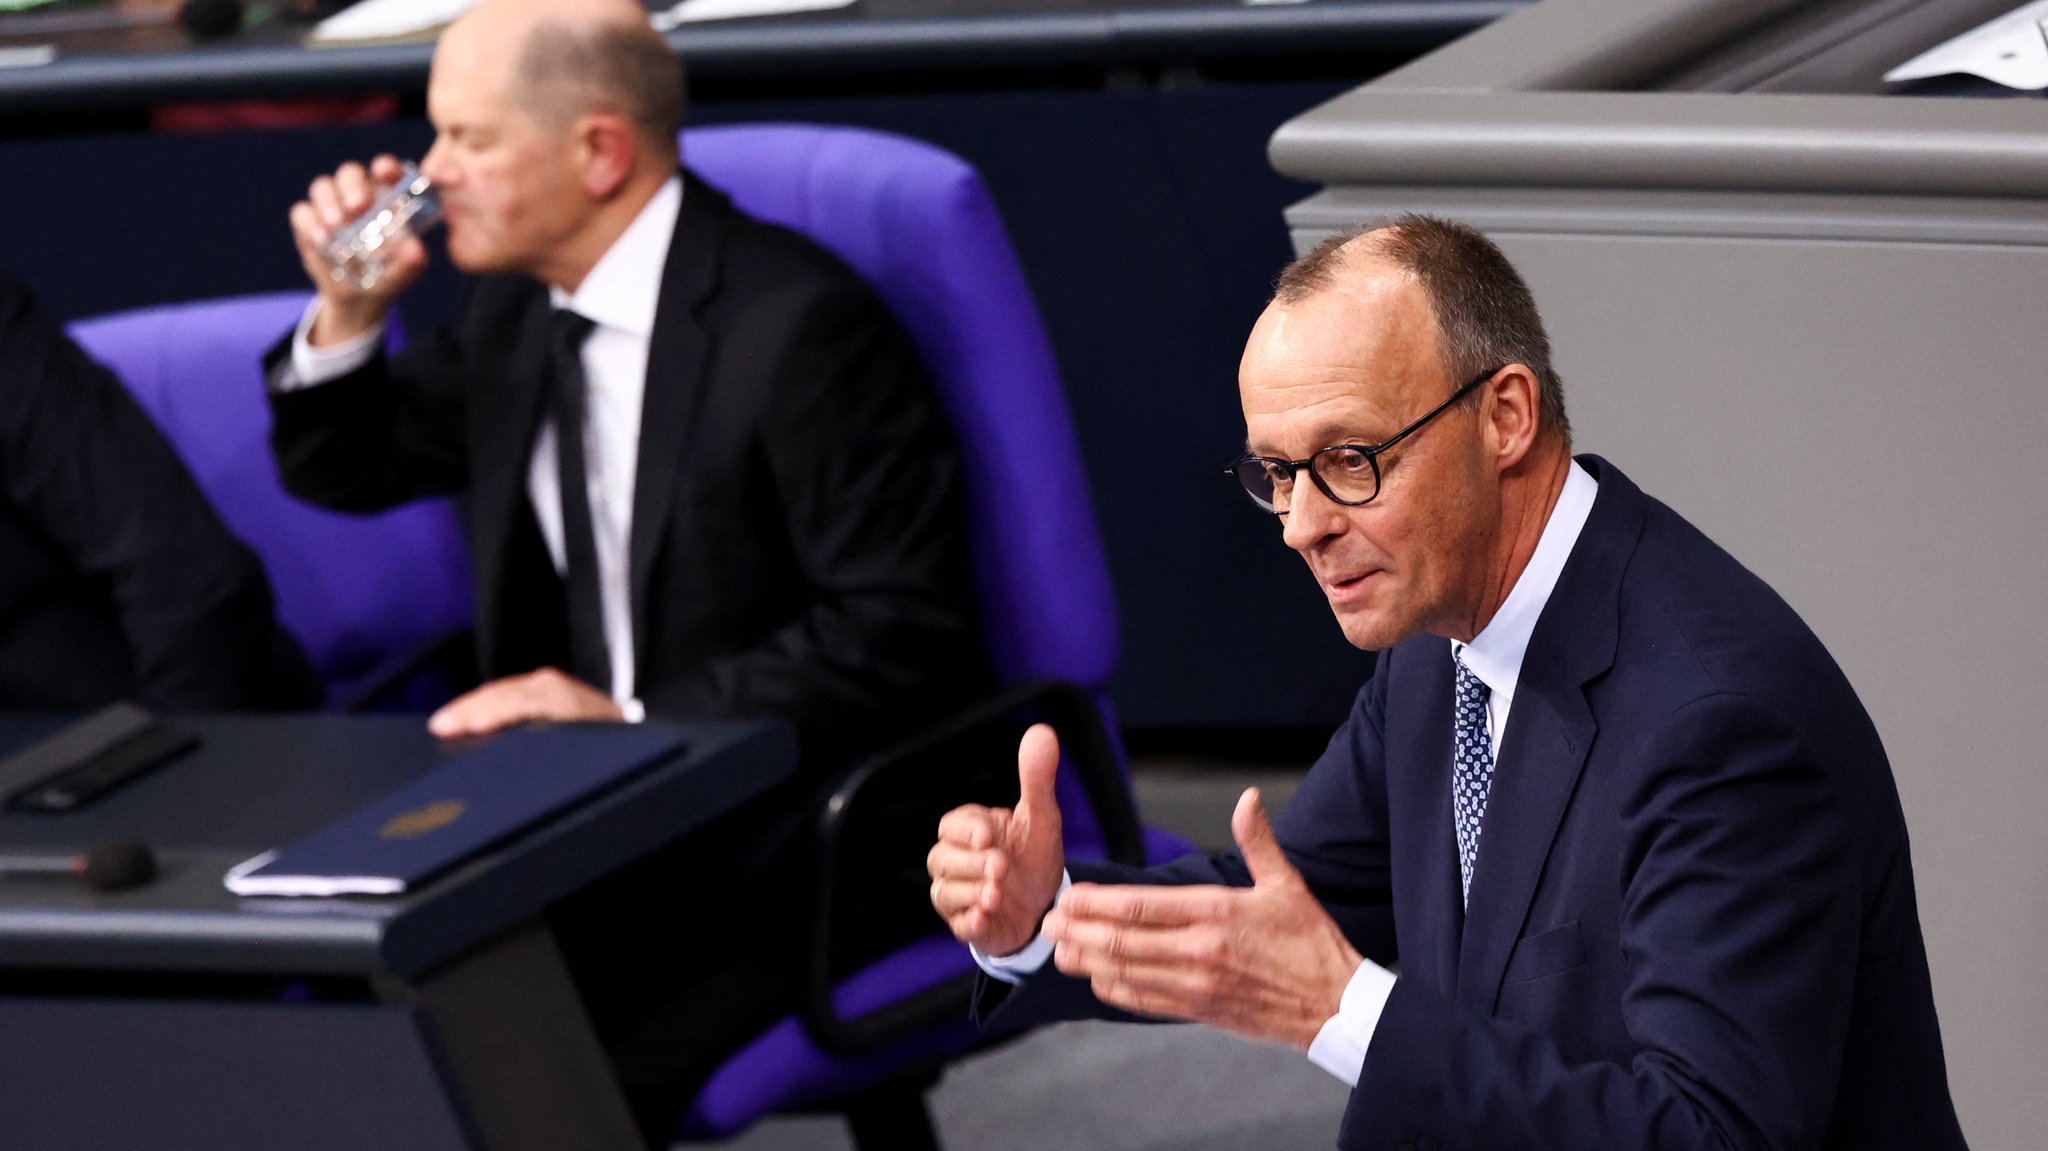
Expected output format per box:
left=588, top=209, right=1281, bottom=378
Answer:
left=1225, top=366, right=1502, bottom=514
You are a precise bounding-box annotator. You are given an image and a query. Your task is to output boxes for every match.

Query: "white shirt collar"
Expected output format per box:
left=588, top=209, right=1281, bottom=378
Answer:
left=1454, top=459, right=1599, bottom=695
left=546, top=174, right=682, bottom=338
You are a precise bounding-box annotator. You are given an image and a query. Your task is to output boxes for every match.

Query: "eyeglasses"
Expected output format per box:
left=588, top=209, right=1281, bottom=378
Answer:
left=1226, top=367, right=1500, bottom=514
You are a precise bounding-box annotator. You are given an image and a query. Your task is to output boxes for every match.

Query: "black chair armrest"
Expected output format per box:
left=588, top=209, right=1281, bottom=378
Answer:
left=799, top=678, right=1144, bottom=1055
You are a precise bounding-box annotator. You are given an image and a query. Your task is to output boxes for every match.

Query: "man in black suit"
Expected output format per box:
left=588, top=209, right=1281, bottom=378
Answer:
left=270, top=0, right=982, bottom=1136
left=930, top=219, right=1965, bottom=1149
left=0, top=273, right=318, bottom=713
left=270, top=0, right=981, bottom=760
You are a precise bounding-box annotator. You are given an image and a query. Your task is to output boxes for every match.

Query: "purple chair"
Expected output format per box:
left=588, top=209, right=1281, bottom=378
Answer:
left=67, top=293, right=474, bottom=710
left=675, top=124, right=1194, bottom=1147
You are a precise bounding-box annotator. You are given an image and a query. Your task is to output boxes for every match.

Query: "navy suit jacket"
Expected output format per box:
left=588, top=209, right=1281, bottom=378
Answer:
left=987, top=456, right=1965, bottom=1151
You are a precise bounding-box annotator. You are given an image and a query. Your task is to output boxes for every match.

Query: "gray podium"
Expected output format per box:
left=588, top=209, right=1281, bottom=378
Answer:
left=1270, top=2, right=2048, bottom=1146
left=0, top=715, right=794, bottom=1151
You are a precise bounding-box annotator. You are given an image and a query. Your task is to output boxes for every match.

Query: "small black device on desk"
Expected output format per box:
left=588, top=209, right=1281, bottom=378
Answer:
left=0, top=703, right=199, bottom=813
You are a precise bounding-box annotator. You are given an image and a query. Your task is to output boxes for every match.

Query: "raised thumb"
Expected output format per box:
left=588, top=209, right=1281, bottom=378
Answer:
left=1232, top=788, right=1294, bottom=886
left=1014, top=723, right=1062, bottom=821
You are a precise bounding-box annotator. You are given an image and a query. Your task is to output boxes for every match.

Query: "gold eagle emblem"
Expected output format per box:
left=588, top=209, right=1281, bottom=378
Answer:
left=380, top=799, right=466, bottom=841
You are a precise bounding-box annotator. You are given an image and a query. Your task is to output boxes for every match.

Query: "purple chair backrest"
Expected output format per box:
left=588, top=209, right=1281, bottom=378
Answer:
left=67, top=292, right=473, bottom=705
left=683, top=123, right=1124, bottom=854
left=683, top=124, right=1119, bottom=688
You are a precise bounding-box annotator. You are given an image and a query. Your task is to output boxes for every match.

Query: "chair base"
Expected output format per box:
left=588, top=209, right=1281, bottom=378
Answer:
left=842, top=1077, right=942, bottom=1151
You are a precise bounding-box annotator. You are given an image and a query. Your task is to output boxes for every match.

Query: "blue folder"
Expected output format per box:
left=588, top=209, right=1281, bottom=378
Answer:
left=225, top=724, right=687, bottom=896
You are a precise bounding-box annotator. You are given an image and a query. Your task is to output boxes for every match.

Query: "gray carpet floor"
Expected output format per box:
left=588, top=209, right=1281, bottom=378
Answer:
left=713, top=1020, right=1350, bottom=1151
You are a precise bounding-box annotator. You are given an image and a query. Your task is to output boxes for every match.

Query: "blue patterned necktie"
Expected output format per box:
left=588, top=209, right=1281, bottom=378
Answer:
left=1452, top=652, right=1495, bottom=907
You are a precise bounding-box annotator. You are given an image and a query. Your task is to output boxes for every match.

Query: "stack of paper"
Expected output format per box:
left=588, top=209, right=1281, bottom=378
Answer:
left=1884, top=1, right=2048, bottom=91
left=650, top=0, right=856, bottom=31
left=310, top=0, right=479, bottom=45
left=310, top=0, right=857, bottom=43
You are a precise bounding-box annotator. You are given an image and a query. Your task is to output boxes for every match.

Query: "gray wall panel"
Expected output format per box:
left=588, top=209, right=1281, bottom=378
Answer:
left=1271, top=90, right=2048, bottom=198
left=1513, top=232, right=2047, bottom=1151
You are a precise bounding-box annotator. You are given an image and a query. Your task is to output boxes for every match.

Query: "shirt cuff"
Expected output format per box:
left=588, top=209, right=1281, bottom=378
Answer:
left=969, top=871, right=1071, bottom=985
left=1305, top=958, right=1398, bottom=1088
left=618, top=698, right=646, bottom=724
left=280, top=297, right=382, bottom=392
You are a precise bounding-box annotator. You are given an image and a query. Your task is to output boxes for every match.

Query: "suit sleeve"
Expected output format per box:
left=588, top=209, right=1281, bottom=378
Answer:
left=974, top=660, right=1400, bottom=1028
left=0, top=279, right=320, bottom=711
left=1344, top=691, right=1857, bottom=1151
left=264, top=308, right=472, bottom=513
left=637, top=283, right=982, bottom=748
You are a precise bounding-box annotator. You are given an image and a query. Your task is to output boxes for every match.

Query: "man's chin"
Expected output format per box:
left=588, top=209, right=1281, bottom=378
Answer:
left=446, top=251, right=497, bottom=275
left=1331, top=606, right=1410, bottom=652
left=444, top=236, right=507, bottom=276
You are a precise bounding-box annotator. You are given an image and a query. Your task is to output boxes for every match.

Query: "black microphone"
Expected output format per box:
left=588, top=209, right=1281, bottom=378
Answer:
left=0, top=839, right=157, bottom=893
left=176, top=0, right=244, bottom=41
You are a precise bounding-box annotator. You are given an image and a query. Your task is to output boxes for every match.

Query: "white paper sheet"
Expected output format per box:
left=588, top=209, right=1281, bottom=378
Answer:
left=312, top=0, right=855, bottom=42
left=1884, top=1, right=2048, bottom=90
left=223, top=850, right=407, bottom=897
left=0, top=44, right=55, bottom=69
left=311, top=0, right=480, bottom=45
left=650, top=0, right=856, bottom=31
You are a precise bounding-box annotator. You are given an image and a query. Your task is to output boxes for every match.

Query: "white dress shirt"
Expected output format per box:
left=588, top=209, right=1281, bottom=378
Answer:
left=280, top=176, right=685, bottom=718
left=976, top=460, right=1600, bottom=1092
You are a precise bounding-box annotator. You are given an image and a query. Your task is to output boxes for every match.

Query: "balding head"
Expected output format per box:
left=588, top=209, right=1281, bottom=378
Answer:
left=441, top=0, right=683, bottom=164
left=420, top=0, right=683, bottom=287
left=1273, top=217, right=1569, bottom=445
left=1238, top=216, right=1574, bottom=648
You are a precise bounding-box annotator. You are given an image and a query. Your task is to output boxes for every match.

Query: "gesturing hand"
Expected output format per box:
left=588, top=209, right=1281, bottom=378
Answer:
left=927, top=723, right=1067, bottom=958
left=1044, top=788, right=1363, bottom=1050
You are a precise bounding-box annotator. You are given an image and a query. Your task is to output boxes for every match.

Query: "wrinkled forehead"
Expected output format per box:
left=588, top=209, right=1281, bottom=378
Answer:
left=1238, top=273, right=1446, bottom=448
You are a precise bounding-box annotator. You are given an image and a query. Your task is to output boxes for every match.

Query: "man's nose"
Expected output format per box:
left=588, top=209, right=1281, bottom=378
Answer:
left=1280, top=475, right=1347, bottom=553
left=419, top=139, right=453, bottom=187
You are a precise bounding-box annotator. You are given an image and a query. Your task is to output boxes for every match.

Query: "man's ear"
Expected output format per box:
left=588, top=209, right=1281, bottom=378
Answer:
left=577, top=113, right=639, bottom=200
left=1487, top=364, right=1542, bottom=470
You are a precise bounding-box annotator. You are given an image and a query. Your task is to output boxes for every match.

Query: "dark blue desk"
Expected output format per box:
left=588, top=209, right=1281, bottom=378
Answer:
left=0, top=714, right=794, bottom=1151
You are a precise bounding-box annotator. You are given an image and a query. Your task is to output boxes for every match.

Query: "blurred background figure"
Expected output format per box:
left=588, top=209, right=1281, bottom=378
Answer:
left=267, top=0, right=984, bottom=762
left=0, top=271, right=320, bottom=714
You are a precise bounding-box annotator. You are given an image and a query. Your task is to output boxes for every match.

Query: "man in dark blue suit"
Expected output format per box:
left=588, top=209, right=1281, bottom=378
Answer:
left=927, top=217, right=1967, bottom=1149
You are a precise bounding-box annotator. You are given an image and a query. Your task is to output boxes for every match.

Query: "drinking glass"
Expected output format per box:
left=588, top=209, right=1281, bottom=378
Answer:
left=321, top=162, right=442, bottom=291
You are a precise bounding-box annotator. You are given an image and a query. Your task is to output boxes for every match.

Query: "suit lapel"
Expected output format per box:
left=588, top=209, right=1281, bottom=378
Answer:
left=470, top=290, right=556, bottom=673
left=1454, top=644, right=1597, bottom=1010
left=1454, top=455, right=1639, bottom=1012
left=627, top=170, right=724, bottom=666
left=1387, top=641, right=1468, bottom=995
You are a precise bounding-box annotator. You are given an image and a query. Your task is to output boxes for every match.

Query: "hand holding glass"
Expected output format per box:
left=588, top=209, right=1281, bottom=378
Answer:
left=321, top=163, right=441, bottom=292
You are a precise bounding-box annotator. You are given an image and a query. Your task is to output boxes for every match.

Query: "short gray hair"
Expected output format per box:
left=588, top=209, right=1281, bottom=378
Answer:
left=515, top=18, right=685, bottom=158
left=1274, top=215, right=1570, bottom=444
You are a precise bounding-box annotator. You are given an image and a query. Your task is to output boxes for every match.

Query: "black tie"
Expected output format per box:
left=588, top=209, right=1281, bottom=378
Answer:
left=548, top=308, right=611, bottom=693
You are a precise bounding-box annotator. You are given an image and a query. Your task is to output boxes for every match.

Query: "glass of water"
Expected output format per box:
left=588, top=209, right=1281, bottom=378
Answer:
left=321, top=162, right=442, bottom=291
